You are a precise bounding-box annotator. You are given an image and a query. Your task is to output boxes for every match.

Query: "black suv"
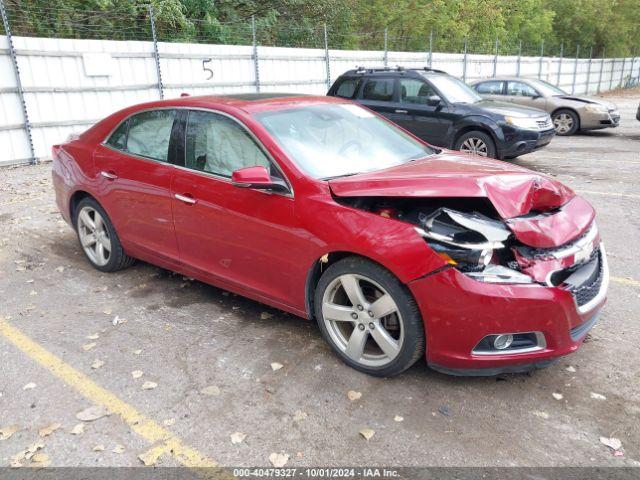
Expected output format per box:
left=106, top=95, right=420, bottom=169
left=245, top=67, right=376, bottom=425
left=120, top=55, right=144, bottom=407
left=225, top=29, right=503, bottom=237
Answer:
left=327, top=67, right=556, bottom=159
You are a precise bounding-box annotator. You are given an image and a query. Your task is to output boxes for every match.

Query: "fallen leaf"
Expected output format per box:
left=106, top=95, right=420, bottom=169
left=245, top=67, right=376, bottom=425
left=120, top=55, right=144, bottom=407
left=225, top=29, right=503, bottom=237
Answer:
left=293, top=410, right=307, bottom=422
left=112, top=315, right=122, bottom=326
left=270, top=362, right=284, bottom=371
left=532, top=410, right=550, bottom=419
left=133, top=349, right=142, bottom=355
left=230, top=432, right=247, bottom=444
left=112, top=444, right=125, bottom=454
left=347, top=390, right=362, bottom=401
left=31, top=453, right=49, bottom=463
left=163, top=418, right=175, bottom=426
left=260, top=312, right=274, bottom=320
left=590, top=392, right=607, bottom=401
left=0, top=425, right=19, bottom=440
left=69, top=423, right=85, bottom=435
left=600, top=437, right=622, bottom=451
left=23, top=382, right=36, bottom=390
left=91, top=359, right=105, bottom=370
left=566, top=366, right=576, bottom=373
left=82, top=342, right=97, bottom=351
left=359, top=428, right=375, bottom=441
left=93, top=444, right=105, bottom=452
left=142, top=381, right=157, bottom=390
left=138, top=449, right=162, bottom=466
left=131, top=370, right=144, bottom=379
left=86, top=333, right=100, bottom=340
left=38, top=422, right=61, bottom=437
left=200, top=385, right=220, bottom=396
left=22, top=442, right=44, bottom=460
left=394, top=415, right=404, bottom=422
left=76, top=405, right=111, bottom=422
left=55, top=266, right=65, bottom=273
left=269, top=452, right=289, bottom=467
left=552, top=393, right=564, bottom=400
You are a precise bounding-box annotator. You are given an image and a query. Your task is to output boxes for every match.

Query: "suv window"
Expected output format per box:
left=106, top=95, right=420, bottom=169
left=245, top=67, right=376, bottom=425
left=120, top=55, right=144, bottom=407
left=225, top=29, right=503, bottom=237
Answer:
left=185, top=110, right=271, bottom=178
left=333, top=77, right=361, bottom=99
left=362, top=78, right=395, bottom=101
left=507, top=81, right=538, bottom=97
left=399, top=78, right=437, bottom=104
left=475, top=81, right=504, bottom=95
left=125, top=110, right=177, bottom=161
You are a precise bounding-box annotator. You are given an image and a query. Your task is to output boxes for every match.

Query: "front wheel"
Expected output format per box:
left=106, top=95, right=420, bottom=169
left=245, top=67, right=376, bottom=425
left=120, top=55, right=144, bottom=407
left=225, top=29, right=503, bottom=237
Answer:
left=454, top=131, right=497, bottom=158
left=314, top=257, right=425, bottom=377
left=552, top=109, right=579, bottom=135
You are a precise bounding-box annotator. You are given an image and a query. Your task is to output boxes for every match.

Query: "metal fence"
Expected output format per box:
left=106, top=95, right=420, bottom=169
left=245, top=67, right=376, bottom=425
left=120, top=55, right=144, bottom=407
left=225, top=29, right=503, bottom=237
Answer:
left=1, top=0, right=639, bottom=167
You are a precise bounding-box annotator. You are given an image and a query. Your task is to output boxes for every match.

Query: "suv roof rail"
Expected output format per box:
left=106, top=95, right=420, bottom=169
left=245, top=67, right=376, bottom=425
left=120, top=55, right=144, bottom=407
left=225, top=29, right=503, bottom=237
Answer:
left=352, top=65, right=448, bottom=75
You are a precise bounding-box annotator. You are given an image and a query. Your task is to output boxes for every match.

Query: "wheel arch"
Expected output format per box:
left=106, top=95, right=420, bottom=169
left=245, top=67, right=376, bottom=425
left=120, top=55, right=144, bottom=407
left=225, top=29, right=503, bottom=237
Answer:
left=69, top=190, right=96, bottom=228
left=451, top=123, right=499, bottom=151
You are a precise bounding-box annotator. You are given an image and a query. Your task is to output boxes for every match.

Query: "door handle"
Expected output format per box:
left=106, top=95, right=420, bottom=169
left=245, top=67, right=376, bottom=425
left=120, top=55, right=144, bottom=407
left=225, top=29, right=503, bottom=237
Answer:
left=394, top=109, right=408, bottom=114
left=174, top=193, right=197, bottom=205
left=100, top=170, right=117, bottom=180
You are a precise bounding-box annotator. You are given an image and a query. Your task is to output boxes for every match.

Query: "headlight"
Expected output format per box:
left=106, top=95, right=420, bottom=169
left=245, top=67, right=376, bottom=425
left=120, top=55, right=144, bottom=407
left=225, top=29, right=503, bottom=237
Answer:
left=504, top=116, right=542, bottom=130
left=584, top=103, right=608, bottom=113
left=414, top=208, right=534, bottom=284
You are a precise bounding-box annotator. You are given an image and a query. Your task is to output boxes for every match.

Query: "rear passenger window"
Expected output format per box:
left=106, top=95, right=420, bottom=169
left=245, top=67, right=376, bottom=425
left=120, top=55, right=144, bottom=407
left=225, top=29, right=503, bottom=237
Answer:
left=362, top=79, right=394, bottom=101
left=125, top=110, right=177, bottom=162
left=106, top=120, right=128, bottom=150
left=334, top=78, right=361, bottom=99
left=476, top=81, right=504, bottom=95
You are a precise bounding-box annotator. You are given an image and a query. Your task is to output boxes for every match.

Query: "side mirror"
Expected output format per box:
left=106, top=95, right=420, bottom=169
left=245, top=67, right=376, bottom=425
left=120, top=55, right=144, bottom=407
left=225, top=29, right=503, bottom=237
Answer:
left=231, top=166, right=289, bottom=193
left=427, top=95, right=442, bottom=107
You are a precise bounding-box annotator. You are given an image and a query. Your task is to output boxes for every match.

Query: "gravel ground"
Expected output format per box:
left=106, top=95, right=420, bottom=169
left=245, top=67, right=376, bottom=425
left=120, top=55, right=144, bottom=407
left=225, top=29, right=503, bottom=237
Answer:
left=0, top=91, right=639, bottom=469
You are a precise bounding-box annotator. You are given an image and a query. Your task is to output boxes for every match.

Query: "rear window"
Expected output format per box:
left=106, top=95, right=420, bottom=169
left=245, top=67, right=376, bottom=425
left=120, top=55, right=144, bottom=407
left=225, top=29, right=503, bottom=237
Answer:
left=362, top=79, right=394, bottom=101
left=333, top=77, right=361, bottom=99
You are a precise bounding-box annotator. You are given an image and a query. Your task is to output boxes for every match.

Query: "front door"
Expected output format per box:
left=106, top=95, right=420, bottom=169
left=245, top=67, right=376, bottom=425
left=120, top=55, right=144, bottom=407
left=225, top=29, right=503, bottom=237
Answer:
left=170, top=109, right=299, bottom=308
left=394, top=77, right=449, bottom=145
left=93, top=109, right=181, bottom=267
left=505, top=81, right=547, bottom=110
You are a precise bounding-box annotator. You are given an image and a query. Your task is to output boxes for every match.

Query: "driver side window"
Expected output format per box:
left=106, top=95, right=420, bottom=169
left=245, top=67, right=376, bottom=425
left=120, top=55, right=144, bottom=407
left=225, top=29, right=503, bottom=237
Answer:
left=185, top=110, right=271, bottom=178
left=399, top=78, right=436, bottom=104
left=507, top=81, right=538, bottom=97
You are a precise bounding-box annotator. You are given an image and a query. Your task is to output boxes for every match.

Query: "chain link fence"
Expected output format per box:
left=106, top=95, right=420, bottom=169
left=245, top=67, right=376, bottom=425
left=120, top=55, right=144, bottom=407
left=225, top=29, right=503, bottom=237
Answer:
left=1, top=0, right=639, bottom=166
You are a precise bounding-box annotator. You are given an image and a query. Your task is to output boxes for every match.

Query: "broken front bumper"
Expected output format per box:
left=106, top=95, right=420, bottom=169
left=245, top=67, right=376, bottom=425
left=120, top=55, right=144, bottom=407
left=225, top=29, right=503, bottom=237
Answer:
left=408, top=245, right=608, bottom=375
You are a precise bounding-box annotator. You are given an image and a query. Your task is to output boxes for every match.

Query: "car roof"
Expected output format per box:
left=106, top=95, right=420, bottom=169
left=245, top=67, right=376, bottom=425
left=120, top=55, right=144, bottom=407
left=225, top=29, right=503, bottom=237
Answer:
left=471, top=76, right=539, bottom=83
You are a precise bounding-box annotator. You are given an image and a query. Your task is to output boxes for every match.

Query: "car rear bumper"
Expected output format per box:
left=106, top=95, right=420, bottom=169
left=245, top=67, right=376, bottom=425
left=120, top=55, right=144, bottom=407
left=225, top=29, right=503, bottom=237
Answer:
left=499, top=127, right=555, bottom=158
left=408, top=252, right=608, bottom=375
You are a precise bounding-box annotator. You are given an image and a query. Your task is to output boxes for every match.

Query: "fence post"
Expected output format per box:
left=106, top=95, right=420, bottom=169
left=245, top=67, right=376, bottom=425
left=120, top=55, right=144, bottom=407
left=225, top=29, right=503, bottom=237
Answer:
left=516, top=40, right=522, bottom=77
left=609, top=58, right=614, bottom=91
left=598, top=48, right=605, bottom=93
left=383, top=28, right=388, bottom=67
left=428, top=29, right=433, bottom=68
left=538, top=40, right=544, bottom=79
left=251, top=15, right=260, bottom=93
left=0, top=0, right=36, bottom=164
left=462, top=36, right=468, bottom=82
left=619, top=57, right=626, bottom=88
left=586, top=47, right=593, bottom=94
left=148, top=5, right=164, bottom=100
left=557, top=42, right=563, bottom=86
left=492, top=37, right=499, bottom=77
left=323, top=24, right=331, bottom=90
left=571, top=44, right=579, bottom=94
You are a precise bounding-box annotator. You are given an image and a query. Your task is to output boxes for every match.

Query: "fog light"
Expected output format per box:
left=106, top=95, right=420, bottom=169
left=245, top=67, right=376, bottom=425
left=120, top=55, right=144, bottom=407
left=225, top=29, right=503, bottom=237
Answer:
left=493, top=334, right=514, bottom=350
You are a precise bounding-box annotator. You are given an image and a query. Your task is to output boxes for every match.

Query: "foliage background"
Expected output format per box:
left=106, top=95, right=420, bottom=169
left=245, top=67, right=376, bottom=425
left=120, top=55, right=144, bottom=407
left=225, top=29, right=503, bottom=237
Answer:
left=3, top=0, right=639, bottom=56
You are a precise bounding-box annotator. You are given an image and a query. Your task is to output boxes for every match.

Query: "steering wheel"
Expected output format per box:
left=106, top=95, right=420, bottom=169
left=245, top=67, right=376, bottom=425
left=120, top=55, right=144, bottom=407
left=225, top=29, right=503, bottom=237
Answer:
left=338, top=140, right=363, bottom=157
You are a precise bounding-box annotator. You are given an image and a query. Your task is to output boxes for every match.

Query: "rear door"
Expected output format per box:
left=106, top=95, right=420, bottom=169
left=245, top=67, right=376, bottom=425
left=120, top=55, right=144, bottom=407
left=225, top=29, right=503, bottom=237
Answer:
left=357, top=77, right=399, bottom=119
left=93, top=109, right=181, bottom=267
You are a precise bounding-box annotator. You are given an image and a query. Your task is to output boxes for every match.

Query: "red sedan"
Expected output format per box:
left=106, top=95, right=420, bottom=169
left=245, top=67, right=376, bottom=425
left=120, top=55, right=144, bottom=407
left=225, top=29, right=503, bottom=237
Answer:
left=52, top=94, right=608, bottom=377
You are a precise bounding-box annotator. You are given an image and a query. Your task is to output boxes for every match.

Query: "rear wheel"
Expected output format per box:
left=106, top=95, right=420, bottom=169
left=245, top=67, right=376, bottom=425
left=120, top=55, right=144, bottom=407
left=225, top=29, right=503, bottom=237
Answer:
left=75, top=197, right=135, bottom=272
left=552, top=109, right=579, bottom=135
left=454, top=131, right=497, bottom=158
left=314, top=257, right=425, bottom=377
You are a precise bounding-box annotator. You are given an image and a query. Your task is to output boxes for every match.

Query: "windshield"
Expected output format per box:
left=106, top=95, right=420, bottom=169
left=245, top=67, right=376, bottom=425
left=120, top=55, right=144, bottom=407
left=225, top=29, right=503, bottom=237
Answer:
left=253, top=104, right=436, bottom=179
left=527, top=78, right=566, bottom=96
left=426, top=75, right=482, bottom=103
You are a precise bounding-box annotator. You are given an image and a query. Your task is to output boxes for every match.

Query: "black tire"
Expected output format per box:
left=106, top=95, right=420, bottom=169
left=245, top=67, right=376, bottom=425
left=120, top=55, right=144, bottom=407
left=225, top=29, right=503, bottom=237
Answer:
left=453, top=131, right=497, bottom=158
left=314, top=256, right=425, bottom=377
left=74, top=197, right=135, bottom=272
left=552, top=109, right=580, bottom=136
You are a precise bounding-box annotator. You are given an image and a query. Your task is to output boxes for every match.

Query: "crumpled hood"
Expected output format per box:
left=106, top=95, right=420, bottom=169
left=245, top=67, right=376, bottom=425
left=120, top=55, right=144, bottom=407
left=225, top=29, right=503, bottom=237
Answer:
left=329, top=151, right=594, bottom=247
left=557, top=95, right=617, bottom=110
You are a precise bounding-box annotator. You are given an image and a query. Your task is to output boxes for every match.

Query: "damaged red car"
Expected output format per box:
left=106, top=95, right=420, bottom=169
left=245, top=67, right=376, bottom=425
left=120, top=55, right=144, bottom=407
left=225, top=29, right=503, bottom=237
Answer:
left=52, top=94, right=608, bottom=377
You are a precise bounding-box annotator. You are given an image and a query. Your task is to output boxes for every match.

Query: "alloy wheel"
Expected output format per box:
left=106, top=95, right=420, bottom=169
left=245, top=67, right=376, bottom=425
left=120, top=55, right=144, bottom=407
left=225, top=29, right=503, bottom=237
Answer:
left=321, top=273, right=404, bottom=367
left=553, top=113, right=574, bottom=134
left=77, top=206, right=111, bottom=267
left=460, top=137, right=488, bottom=156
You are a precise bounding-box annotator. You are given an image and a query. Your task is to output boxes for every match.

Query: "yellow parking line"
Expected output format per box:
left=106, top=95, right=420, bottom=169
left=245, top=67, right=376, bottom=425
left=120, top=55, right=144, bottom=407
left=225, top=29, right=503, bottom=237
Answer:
left=0, top=318, right=217, bottom=468
left=611, top=276, right=640, bottom=287
left=576, top=190, right=640, bottom=200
